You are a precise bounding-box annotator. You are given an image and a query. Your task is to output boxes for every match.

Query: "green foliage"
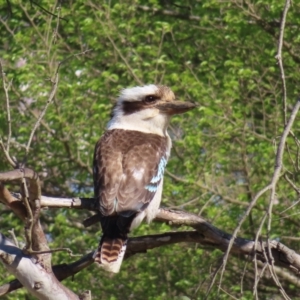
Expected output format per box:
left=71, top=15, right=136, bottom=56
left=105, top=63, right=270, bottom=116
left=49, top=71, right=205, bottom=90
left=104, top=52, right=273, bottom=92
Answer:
left=1, top=0, right=300, bottom=299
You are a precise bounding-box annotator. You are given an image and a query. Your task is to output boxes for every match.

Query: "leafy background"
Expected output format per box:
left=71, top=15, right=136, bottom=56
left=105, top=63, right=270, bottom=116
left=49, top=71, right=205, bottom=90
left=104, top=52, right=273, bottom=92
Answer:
left=1, top=0, right=300, bottom=299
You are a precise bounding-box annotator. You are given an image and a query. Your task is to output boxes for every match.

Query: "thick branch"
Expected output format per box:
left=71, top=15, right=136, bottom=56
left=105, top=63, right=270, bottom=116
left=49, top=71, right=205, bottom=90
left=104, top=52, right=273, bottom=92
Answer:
left=0, top=250, right=95, bottom=297
left=0, top=233, right=80, bottom=299
left=81, top=208, right=300, bottom=275
left=0, top=183, right=27, bottom=220
left=0, top=171, right=86, bottom=298
left=3, top=191, right=300, bottom=275
left=40, top=195, right=97, bottom=210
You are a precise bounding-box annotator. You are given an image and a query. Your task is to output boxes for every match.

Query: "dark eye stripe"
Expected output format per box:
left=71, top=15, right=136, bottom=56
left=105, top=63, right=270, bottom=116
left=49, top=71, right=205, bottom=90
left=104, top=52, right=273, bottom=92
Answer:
left=122, top=95, right=160, bottom=115
left=122, top=101, right=146, bottom=115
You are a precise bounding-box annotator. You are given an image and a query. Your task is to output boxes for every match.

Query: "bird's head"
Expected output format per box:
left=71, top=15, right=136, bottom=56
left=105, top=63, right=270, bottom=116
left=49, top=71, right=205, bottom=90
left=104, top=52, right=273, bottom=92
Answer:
left=108, top=85, right=197, bottom=136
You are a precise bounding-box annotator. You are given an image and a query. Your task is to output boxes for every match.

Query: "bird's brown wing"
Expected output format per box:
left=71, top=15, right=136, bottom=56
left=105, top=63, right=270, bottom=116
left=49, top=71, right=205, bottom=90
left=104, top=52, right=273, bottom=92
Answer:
left=93, top=129, right=168, bottom=217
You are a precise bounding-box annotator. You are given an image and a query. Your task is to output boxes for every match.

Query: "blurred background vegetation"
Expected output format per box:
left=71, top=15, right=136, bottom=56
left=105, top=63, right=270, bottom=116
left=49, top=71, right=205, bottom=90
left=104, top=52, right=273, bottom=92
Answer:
left=1, top=0, right=300, bottom=299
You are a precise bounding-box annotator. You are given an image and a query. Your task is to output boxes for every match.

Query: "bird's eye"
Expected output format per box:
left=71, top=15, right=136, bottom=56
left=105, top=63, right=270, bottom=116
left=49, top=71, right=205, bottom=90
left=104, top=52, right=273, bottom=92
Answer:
left=144, top=95, right=157, bottom=103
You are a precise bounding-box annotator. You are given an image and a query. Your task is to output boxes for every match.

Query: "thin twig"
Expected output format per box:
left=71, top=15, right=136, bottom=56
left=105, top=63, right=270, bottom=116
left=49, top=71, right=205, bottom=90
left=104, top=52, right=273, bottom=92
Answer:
left=7, top=229, right=18, bottom=248
left=283, top=173, right=300, bottom=195
left=261, top=242, right=291, bottom=300
left=0, top=61, right=16, bottom=168
left=253, top=214, right=267, bottom=295
left=154, top=29, right=165, bottom=83
left=216, top=184, right=271, bottom=295
left=204, top=258, right=223, bottom=299
left=20, top=171, right=34, bottom=252
left=0, top=60, right=12, bottom=153
left=266, top=99, right=300, bottom=235
left=219, top=287, right=239, bottom=300
left=264, top=2, right=294, bottom=293
left=26, top=247, right=81, bottom=257
left=106, top=33, right=143, bottom=85
left=253, top=262, right=267, bottom=298
left=0, top=136, right=16, bottom=167
left=166, top=169, right=248, bottom=207
left=276, top=0, right=291, bottom=125
left=240, top=259, right=249, bottom=296
left=46, top=0, right=62, bottom=60
left=31, top=1, right=68, bottom=21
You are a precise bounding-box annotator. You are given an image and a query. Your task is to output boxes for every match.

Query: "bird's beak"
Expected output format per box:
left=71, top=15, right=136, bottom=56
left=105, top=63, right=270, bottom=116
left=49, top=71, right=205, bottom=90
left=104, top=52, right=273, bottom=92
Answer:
left=156, top=101, right=197, bottom=115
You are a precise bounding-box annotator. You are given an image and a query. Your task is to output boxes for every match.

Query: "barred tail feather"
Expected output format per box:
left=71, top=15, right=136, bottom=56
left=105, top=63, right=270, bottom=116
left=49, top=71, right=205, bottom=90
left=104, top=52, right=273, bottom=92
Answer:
left=94, top=237, right=127, bottom=273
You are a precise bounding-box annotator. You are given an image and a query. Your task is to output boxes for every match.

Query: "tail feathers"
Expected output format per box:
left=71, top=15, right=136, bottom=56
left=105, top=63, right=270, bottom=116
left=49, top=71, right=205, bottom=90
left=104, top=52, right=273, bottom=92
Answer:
left=94, top=237, right=127, bottom=273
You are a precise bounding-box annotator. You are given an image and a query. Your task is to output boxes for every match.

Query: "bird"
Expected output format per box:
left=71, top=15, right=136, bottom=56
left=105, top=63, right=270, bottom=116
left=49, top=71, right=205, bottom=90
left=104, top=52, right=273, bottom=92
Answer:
left=93, top=84, right=196, bottom=273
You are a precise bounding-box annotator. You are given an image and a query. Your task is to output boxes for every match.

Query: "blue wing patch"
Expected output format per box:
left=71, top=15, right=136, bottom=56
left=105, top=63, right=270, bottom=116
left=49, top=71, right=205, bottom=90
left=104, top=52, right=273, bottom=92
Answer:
left=145, top=184, right=158, bottom=192
left=150, top=157, right=167, bottom=184
left=145, top=156, right=167, bottom=192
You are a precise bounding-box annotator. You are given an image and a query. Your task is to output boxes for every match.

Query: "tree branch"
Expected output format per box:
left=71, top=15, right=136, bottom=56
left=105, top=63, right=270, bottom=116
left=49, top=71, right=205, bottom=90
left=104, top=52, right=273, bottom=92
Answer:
left=0, top=171, right=90, bottom=298
left=0, top=60, right=17, bottom=168
left=276, top=0, right=291, bottom=125
left=2, top=216, right=300, bottom=296
left=1, top=188, right=300, bottom=275
left=0, top=233, right=80, bottom=299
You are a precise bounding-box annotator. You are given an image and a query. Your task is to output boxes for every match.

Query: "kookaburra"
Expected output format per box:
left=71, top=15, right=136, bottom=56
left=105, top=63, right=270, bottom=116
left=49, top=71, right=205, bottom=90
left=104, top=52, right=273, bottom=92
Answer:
left=93, top=85, right=196, bottom=273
